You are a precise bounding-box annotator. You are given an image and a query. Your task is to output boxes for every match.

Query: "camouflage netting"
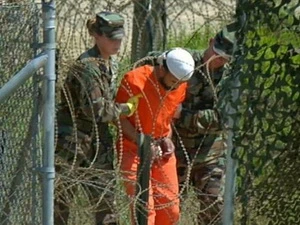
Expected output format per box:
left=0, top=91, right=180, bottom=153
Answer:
left=218, top=0, right=300, bottom=224
left=1, top=1, right=234, bottom=224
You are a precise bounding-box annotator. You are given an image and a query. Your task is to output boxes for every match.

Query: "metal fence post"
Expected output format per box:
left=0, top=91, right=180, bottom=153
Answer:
left=222, top=2, right=246, bottom=223
left=222, top=114, right=238, bottom=225
left=41, top=1, right=56, bottom=225
left=221, top=49, right=242, bottom=225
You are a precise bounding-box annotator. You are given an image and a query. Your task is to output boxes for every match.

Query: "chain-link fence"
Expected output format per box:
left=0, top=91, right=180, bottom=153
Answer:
left=0, top=2, right=43, bottom=224
left=1, top=0, right=299, bottom=225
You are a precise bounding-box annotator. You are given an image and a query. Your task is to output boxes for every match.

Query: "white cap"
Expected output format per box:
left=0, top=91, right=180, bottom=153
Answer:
left=157, top=48, right=195, bottom=81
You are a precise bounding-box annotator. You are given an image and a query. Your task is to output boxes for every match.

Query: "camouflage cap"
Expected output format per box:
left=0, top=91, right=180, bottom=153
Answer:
left=96, top=11, right=125, bottom=39
left=213, top=22, right=237, bottom=59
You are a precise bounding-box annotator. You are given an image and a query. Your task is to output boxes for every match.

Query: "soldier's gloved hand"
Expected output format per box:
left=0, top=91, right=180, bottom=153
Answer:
left=121, top=94, right=143, bottom=117
left=159, top=137, right=175, bottom=160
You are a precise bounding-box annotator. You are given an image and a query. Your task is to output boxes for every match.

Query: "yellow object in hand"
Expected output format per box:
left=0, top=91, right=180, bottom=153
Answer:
left=126, top=93, right=143, bottom=116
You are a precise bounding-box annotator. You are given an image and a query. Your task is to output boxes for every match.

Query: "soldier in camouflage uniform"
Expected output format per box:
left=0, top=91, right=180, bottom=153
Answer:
left=55, top=12, right=140, bottom=225
left=173, top=24, right=236, bottom=224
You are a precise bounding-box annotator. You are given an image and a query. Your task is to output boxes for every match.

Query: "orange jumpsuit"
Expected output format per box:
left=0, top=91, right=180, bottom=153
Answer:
left=116, top=65, right=187, bottom=225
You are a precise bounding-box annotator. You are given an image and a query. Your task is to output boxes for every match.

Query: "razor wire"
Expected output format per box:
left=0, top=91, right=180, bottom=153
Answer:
left=55, top=0, right=236, bottom=61
left=54, top=1, right=235, bottom=225
left=4, top=0, right=299, bottom=225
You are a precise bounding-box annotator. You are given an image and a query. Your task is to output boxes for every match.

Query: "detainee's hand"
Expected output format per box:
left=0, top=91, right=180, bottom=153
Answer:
left=159, top=137, right=175, bottom=160
left=150, top=142, right=163, bottom=161
left=126, top=94, right=143, bottom=116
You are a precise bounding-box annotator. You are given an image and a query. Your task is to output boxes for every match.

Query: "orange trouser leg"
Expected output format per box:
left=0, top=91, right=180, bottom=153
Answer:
left=152, top=154, right=180, bottom=225
left=120, top=151, right=179, bottom=225
left=120, top=151, right=155, bottom=225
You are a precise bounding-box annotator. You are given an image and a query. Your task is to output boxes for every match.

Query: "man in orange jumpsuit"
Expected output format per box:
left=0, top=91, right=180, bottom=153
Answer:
left=115, top=48, right=195, bottom=225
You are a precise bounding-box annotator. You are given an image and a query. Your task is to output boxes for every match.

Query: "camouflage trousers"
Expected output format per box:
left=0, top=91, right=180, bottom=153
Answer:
left=176, top=136, right=226, bottom=225
left=54, top=129, right=117, bottom=225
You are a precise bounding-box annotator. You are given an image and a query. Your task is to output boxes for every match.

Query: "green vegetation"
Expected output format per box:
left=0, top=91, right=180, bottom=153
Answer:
left=167, top=26, right=215, bottom=50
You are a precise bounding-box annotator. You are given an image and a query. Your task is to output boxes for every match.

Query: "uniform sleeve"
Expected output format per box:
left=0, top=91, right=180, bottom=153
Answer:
left=175, top=108, right=222, bottom=134
left=68, top=60, right=125, bottom=122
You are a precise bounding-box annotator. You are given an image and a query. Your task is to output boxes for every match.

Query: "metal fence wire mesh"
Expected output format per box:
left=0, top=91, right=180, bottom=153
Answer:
left=1, top=0, right=300, bottom=225
left=0, top=2, right=42, bottom=225
left=218, top=0, right=300, bottom=224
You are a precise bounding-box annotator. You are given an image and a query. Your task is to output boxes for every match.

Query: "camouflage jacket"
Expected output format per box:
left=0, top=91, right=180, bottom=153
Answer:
left=57, top=45, right=122, bottom=146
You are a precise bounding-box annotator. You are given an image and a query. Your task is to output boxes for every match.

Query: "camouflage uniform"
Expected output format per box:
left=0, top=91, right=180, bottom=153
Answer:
left=55, top=12, right=127, bottom=225
left=56, top=45, right=122, bottom=169
left=174, top=26, right=236, bottom=224
left=55, top=44, right=123, bottom=225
